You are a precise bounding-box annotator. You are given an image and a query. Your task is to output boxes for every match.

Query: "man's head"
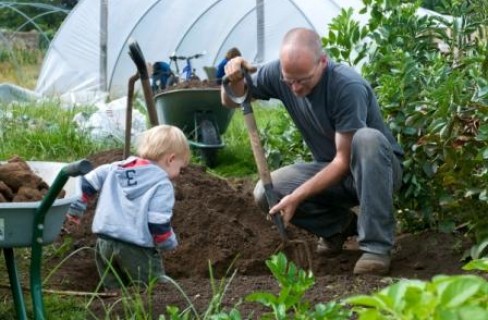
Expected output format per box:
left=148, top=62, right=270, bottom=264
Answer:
left=279, top=28, right=326, bottom=97
left=137, top=124, right=190, bottom=178
left=226, top=47, right=241, bottom=60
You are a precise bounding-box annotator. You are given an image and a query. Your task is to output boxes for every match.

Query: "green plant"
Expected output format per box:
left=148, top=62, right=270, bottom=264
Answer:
left=212, top=101, right=295, bottom=178
left=464, top=237, right=488, bottom=261
left=323, top=0, right=488, bottom=238
left=245, top=253, right=351, bottom=320
left=347, top=274, right=488, bottom=319
left=463, top=257, right=488, bottom=272
left=260, top=107, right=312, bottom=170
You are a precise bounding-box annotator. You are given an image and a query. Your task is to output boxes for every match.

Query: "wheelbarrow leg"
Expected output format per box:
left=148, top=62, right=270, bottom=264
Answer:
left=30, top=159, right=93, bottom=320
left=4, top=248, right=28, bottom=320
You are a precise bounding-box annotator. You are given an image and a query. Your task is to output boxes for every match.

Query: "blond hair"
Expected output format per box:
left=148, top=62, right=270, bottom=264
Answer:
left=136, top=124, right=190, bottom=163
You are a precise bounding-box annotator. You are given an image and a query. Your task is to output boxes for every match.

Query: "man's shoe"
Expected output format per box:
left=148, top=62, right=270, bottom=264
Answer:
left=353, top=253, right=390, bottom=275
left=316, top=212, right=357, bottom=256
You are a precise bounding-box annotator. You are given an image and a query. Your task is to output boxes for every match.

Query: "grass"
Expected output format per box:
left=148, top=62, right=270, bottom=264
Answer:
left=0, top=48, right=44, bottom=89
left=207, top=100, right=284, bottom=179
left=0, top=96, right=283, bottom=176
left=0, top=100, right=118, bottom=161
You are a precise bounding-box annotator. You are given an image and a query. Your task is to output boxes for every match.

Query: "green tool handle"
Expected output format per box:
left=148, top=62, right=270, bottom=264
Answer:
left=30, top=159, right=92, bottom=320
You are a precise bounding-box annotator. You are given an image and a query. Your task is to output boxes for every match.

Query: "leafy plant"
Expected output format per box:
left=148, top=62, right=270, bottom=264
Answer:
left=260, top=106, right=312, bottom=170
left=323, top=0, right=488, bottom=239
left=463, top=258, right=488, bottom=272
left=347, top=273, right=488, bottom=319
left=245, top=253, right=351, bottom=319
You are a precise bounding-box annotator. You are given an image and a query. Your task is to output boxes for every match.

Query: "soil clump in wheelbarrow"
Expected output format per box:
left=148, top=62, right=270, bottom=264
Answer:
left=163, top=79, right=219, bottom=91
left=0, top=156, right=65, bottom=202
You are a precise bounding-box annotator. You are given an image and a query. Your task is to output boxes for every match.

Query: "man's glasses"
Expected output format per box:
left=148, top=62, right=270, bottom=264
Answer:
left=280, top=62, right=320, bottom=86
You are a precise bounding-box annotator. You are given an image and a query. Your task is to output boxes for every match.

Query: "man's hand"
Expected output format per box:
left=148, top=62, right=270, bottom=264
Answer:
left=224, top=57, right=257, bottom=83
left=268, top=194, right=300, bottom=227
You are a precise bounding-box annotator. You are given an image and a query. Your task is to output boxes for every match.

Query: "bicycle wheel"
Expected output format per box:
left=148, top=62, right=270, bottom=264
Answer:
left=198, top=119, right=220, bottom=168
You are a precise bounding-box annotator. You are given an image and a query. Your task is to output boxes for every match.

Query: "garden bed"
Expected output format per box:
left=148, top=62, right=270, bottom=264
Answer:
left=18, top=149, right=480, bottom=317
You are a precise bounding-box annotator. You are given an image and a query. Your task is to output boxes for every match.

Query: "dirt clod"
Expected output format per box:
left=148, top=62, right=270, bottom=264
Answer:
left=0, top=156, right=63, bottom=202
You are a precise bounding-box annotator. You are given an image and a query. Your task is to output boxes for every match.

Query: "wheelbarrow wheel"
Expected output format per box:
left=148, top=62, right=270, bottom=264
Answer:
left=198, top=119, right=219, bottom=168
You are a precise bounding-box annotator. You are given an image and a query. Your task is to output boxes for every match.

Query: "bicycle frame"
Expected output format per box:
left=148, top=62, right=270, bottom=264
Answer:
left=168, top=52, right=204, bottom=81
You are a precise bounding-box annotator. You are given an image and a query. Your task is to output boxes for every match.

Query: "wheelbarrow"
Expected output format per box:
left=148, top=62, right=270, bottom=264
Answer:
left=154, top=87, right=235, bottom=168
left=0, top=159, right=92, bottom=320
left=126, top=39, right=234, bottom=168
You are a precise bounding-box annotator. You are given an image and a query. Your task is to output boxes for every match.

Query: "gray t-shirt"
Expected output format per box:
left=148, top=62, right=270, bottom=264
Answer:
left=251, top=59, right=404, bottom=162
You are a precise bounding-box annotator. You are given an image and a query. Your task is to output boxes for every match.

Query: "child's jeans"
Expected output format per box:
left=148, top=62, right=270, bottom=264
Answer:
left=95, top=236, right=165, bottom=289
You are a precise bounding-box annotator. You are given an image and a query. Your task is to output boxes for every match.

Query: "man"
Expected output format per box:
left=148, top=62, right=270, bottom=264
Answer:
left=221, top=27, right=404, bottom=275
left=151, top=61, right=172, bottom=92
left=215, top=47, right=242, bottom=85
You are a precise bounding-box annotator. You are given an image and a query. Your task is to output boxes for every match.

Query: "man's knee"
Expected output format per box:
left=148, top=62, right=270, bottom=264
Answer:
left=352, top=128, right=388, bottom=159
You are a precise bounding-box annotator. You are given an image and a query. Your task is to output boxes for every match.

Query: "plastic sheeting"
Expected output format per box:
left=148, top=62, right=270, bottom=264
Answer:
left=0, top=83, right=40, bottom=104
left=36, top=0, right=367, bottom=101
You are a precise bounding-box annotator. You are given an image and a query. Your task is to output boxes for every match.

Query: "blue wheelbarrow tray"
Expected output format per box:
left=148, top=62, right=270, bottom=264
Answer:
left=154, top=87, right=234, bottom=149
left=0, top=161, right=81, bottom=247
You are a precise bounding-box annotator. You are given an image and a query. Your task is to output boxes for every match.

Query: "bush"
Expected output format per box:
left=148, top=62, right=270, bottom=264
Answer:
left=322, top=0, right=488, bottom=240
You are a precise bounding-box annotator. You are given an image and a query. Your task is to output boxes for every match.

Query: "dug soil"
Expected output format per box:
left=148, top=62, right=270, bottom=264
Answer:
left=3, top=148, right=482, bottom=318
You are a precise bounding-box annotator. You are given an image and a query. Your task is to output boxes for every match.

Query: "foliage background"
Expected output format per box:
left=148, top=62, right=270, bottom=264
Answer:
left=321, top=0, right=488, bottom=244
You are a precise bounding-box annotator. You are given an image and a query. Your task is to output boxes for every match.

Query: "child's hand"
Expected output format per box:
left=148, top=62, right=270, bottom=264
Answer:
left=66, top=214, right=81, bottom=225
left=67, top=199, right=87, bottom=218
left=158, top=232, right=178, bottom=251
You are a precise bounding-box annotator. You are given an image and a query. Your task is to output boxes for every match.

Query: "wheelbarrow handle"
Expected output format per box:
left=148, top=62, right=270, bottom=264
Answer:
left=61, top=159, right=93, bottom=177
left=31, top=158, right=93, bottom=319
left=127, top=38, right=159, bottom=128
left=128, top=39, right=149, bottom=80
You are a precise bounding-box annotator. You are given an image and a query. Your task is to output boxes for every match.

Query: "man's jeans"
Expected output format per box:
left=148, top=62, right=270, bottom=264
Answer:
left=254, top=128, right=403, bottom=255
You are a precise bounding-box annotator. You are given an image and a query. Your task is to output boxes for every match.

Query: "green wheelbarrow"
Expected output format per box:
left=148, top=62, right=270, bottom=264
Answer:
left=154, top=88, right=235, bottom=168
left=0, top=159, right=92, bottom=320
left=126, top=39, right=234, bottom=168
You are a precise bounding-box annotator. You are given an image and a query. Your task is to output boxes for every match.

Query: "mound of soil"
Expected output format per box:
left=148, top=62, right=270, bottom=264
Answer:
left=35, top=149, right=481, bottom=317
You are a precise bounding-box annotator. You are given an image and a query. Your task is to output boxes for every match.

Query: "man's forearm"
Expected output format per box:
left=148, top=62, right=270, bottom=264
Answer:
left=220, top=80, right=246, bottom=108
left=291, top=158, right=349, bottom=203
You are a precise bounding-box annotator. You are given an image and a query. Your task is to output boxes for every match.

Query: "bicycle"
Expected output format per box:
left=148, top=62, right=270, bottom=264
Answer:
left=167, top=52, right=205, bottom=86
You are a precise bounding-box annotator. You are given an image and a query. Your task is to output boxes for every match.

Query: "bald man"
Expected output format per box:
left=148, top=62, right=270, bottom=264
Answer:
left=221, top=28, right=404, bottom=275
